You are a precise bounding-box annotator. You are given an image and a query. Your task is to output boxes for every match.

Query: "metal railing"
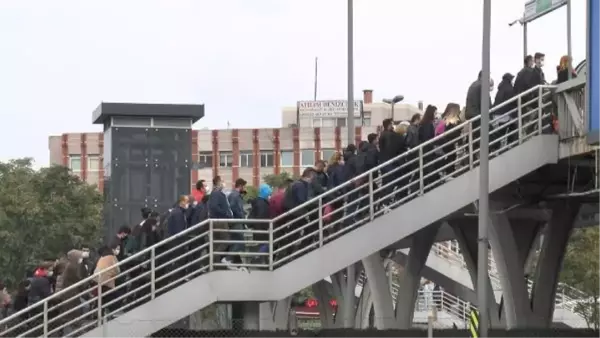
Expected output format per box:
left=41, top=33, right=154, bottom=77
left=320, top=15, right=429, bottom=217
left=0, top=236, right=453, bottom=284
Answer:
left=430, top=241, right=591, bottom=314
left=0, top=85, right=555, bottom=337
left=414, top=290, right=474, bottom=327
left=554, top=77, right=587, bottom=139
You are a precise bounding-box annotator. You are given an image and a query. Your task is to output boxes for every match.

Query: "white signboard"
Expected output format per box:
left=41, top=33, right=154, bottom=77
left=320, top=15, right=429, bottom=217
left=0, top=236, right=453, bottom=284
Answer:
left=523, top=0, right=567, bottom=23
left=297, top=100, right=363, bottom=118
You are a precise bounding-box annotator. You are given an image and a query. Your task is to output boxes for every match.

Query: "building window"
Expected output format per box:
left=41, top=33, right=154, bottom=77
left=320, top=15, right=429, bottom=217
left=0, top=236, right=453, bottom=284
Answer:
left=240, top=151, right=253, bottom=167
left=69, top=155, right=81, bottom=171
left=336, top=118, right=346, bottom=127
left=219, top=152, right=233, bottom=167
left=88, top=155, right=100, bottom=171
left=322, top=118, right=336, bottom=127
left=321, top=149, right=336, bottom=162
left=260, top=152, right=274, bottom=167
left=301, top=149, right=315, bottom=167
left=280, top=150, right=294, bottom=167
left=199, top=151, right=213, bottom=168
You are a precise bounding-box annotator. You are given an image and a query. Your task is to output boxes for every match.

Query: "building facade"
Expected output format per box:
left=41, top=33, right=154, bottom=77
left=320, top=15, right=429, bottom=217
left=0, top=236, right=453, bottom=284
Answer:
left=49, top=126, right=381, bottom=192
left=281, top=90, right=423, bottom=128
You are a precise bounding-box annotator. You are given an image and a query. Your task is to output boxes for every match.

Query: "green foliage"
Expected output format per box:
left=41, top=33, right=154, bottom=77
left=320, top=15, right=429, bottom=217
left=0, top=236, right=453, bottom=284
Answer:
left=0, top=159, right=103, bottom=288
left=263, top=171, right=296, bottom=189
left=560, top=227, right=599, bottom=329
left=243, top=185, right=258, bottom=202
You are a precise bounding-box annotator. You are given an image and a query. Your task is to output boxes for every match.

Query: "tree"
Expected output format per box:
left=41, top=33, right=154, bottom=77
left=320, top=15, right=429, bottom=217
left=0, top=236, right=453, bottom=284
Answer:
left=0, top=159, right=103, bottom=288
left=263, top=172, right=296, bottom=189
left=560, top=226, right=599, bottom=329
left=243, top=185, right=258, bottom=202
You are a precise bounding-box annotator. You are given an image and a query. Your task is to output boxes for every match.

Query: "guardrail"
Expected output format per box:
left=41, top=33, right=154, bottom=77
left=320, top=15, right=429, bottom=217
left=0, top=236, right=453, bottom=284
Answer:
left=0, top=85, right=555, bottom=337
left=429, top=241, right=590, bottom=314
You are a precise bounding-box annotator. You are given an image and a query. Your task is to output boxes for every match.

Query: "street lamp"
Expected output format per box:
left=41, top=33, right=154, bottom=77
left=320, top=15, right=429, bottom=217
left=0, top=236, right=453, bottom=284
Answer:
left=382, top=95, right=404, bottom=122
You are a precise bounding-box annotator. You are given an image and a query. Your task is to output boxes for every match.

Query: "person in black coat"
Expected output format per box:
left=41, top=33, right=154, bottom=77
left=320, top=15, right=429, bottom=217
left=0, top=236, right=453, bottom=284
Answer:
left=418, top=105, right=437, bottom=191
left=493, top=73, right=517, bottom=147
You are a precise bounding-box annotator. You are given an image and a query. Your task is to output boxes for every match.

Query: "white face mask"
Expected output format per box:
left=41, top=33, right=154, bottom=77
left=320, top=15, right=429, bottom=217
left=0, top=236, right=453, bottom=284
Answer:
left=47, top=271, right=54, bottom=277
left=82, top=251, right=90, bottom=259
left=113, top=248, right=120, bottom=256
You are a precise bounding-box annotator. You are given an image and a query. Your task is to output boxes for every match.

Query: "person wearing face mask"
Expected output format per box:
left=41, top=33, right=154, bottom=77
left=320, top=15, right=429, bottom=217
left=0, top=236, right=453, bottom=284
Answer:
left=93, top=244, right=121, bottom=317
left=531, top=52, right=546, bottom=86
left=164, top=195, right=191, bottom=280
left=208, top=176, right=234, bottom=267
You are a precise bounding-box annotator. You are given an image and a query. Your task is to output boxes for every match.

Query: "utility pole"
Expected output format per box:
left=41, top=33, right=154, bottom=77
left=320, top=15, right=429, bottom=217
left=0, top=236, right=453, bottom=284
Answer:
left=347, top=0, right=355, bottom=145
left=478, top=0, right=492, bottom=336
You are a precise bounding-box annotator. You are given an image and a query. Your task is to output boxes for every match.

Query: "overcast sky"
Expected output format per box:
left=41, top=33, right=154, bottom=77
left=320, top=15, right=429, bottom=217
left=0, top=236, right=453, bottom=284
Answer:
left=0, top=0, right=587, bottom=166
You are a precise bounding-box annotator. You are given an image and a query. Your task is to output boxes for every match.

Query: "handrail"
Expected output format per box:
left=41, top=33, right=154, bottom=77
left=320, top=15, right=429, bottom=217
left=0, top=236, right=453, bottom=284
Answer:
left=430, top=241, right=591, bottom=314
left=271, top=84, right=556, bottom=222
left=0, top=84, right=557, bottom=336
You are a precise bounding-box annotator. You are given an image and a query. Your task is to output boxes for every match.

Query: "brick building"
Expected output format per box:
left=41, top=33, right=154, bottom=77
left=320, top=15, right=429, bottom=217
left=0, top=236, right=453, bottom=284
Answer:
left=48, top=90, right=423, bottom=191
left=49, top=125, right=380, bottom=192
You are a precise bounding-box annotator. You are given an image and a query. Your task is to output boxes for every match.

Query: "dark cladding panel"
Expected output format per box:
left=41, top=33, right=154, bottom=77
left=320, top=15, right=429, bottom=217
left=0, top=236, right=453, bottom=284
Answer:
left=148, top=128, right=191, bottom=207
left=111, top=127, right=150, bottom=162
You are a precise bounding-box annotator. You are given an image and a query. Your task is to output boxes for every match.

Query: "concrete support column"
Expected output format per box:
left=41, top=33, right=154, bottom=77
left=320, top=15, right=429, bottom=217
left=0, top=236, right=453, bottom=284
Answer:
left=530, top=202, right=580, bottom=327
left=488, top=202, right=532, bottom=328
left=312, top=280, right=336, bottom=328
left=240, top=302, right=260, bottom=330
left=451, top=221, right=501, bottom=328
left=355, top=278, right=374, bottom=328
left=394, top=223, right=441, bottom=328
left=258, top=298, right=292, bottom=331
left=362, top=253, right=396, bottom=329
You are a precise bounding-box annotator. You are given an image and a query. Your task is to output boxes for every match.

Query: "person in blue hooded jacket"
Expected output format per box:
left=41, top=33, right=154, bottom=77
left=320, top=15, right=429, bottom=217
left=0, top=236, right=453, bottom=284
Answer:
left=248, top=184, right=272, bottom=246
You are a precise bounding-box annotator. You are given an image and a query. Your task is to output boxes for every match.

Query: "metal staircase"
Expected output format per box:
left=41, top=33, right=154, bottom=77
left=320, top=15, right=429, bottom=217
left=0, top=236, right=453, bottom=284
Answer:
left=423, top=241, right=591, bottom=327
left=0, top=85, right=559, bottom=337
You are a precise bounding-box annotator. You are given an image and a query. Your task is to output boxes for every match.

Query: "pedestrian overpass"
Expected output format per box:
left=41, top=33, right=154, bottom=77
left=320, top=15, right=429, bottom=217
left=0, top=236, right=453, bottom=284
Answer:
left=0, top=82, right=596, bottom=337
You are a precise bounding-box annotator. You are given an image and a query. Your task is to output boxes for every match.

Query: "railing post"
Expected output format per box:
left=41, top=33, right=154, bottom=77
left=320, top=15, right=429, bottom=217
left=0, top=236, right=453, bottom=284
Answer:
left=418, top=147, right=424, bottom=194
left=517, top=95, right=523, bottom=144
left=368, top=171, right=374, bottom=220
left=150, top=247, right=156, bottom=300
left=43, top=300, right=48, bottom=337
left=97, top=282, right=103, bottom=327
left=268, top=221, right=274, bottom=270
left=468, top=121, right=474, bottom=170
left=537, top=86, right=544, bottom=134
left=318, top=197, right=323, bottom=248
left=208, top=220, right=214, bottom=271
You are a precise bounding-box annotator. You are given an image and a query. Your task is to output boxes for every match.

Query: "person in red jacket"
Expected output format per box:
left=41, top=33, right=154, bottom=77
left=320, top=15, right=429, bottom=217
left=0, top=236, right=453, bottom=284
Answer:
left=192, top=179, right=207, bottom=205
left=269, top=179, right=293, bottom=219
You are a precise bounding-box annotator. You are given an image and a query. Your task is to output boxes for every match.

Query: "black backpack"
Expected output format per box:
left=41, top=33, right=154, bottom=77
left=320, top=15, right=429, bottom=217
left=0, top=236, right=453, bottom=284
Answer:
left=283, top=184, right=296, bottom=211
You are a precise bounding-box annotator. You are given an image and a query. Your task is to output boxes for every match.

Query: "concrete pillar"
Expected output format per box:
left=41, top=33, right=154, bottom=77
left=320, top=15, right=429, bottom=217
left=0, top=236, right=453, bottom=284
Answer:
left=355, top=278, right=374, bottom=328
left=258, top=298, right=292, bottom=331
left=530, top=202, right=580, bottom=327
left=451, top=221, right=501, bottom=328
left=488, top=201, right=532, bottom=328
left=362, top=253, right=396, bottom=329
left=394, top=223, right=441, bottom=328
left=312, top=280, right=336, bottom=328
left=241, top=302, right=260, bottom=330
left=189, top=303, right=232, bottom=330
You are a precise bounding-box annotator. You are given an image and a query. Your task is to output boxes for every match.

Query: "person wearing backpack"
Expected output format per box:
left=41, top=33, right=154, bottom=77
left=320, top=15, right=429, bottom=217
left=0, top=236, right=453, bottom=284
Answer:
left=280, top=169, right=316, bottom=257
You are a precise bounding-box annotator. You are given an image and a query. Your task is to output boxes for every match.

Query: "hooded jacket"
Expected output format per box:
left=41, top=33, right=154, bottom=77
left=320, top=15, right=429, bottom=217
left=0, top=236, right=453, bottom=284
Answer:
left=249, top=184, right=272, bottom=241
left=493, top=73, right=516, bottom=119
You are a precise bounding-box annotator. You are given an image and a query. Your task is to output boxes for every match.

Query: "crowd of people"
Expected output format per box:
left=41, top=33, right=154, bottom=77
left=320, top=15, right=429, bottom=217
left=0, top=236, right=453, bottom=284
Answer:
left=0, top=52, right=574, bottom=335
